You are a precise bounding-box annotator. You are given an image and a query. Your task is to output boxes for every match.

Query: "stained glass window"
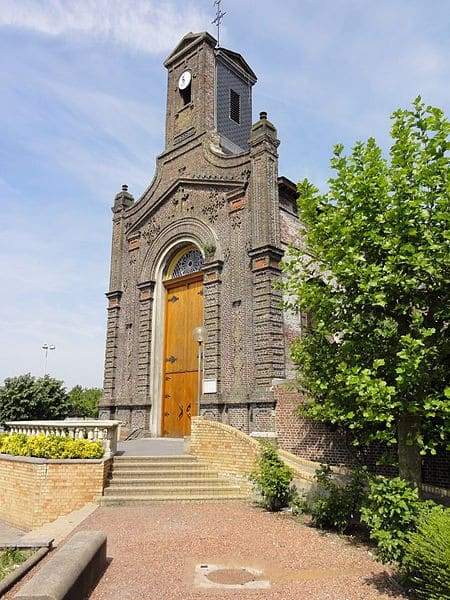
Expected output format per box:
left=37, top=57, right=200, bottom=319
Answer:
left=171, top=248, right=204, bottom=278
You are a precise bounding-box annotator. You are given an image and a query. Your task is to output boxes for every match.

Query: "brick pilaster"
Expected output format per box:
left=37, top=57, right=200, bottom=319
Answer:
left=201, top=260, right=223, bottom=400
left=101, top=291, right=122, bottom=413
left=136, top=280, right=155, bottom=407
left=250, top=247, right=285, bottom=386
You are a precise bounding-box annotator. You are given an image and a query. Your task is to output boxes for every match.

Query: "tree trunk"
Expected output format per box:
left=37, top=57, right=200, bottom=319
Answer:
left=398, top=414, right=422, bottom=491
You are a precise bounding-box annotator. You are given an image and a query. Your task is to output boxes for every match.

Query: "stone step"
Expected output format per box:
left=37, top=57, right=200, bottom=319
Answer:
left=114, top=455, right=195, bottom=462
left=104, top=484, right=241, bottom=497
left=100, top=494, right=248, bottom=506
left=111, top=465, right=208, bottom=476
left=106, top=477, right=229, bottom=489
left=114, top=468, right=225, bottom=478
left=112, top=460, right=199, bottom=470
left=104, top=454, right=250, bottom=505
left=110, top=474, right=221, bottom=485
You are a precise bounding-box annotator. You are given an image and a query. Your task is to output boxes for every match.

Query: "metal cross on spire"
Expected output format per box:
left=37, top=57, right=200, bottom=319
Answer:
left=212, top=0, right=226, bottom=47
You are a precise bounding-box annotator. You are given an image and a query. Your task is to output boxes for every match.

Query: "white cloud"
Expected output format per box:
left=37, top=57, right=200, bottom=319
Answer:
left=0, top=0, right=209, bottom=54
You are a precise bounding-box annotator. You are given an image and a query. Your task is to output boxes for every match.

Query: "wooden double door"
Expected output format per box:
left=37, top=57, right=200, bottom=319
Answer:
left=162, top=275, right=203, bottom=437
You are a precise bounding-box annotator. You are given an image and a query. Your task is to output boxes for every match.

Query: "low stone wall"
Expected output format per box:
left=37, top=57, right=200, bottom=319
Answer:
left=188, top=416, right=260, bottom=478
left=0, top=454, right=111, bottom=530
left=188, top=416, right=328, bottom=494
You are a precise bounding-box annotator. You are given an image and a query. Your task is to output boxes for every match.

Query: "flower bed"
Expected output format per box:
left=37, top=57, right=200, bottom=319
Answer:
left=0, top=433, right=103, bottom=459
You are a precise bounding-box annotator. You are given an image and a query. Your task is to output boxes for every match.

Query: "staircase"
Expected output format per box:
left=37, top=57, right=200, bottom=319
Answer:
left=101, top=455, right=250, bottom=505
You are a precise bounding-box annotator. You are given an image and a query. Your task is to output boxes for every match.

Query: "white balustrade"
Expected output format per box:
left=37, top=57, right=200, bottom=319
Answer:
left=4, top=420, right=121, bottom=457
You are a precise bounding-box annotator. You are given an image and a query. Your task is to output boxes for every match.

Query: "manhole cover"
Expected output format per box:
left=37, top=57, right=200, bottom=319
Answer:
left=194, top=563, right=270, bottom=590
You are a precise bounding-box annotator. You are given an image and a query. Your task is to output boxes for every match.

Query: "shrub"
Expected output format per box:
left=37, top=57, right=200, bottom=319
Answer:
left=403, top=507, right=450, bottom=600
left=360, top=476, right=436, bottom=564
left=0, top=374, right=72, bottom=423
left=251, top=443, right=295, bottom=511
left=0, top=433, right=103, bottom=459
left=68, top=386, right=101, bottom=418
left=308, top=465, right=369, bottom=533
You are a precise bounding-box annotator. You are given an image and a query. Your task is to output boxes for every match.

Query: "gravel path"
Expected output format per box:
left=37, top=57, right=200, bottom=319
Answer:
left=78, top=502, right=406, bottom=600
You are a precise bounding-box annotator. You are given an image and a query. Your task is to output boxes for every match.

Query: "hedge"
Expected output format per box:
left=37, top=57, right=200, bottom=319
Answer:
left=403, top=507, right=450, bottom=600
left=0, top=433, right=104, bottom=459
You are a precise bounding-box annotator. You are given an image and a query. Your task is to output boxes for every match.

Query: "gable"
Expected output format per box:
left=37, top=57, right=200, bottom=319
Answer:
left=164, top=31, right=217, bottom=67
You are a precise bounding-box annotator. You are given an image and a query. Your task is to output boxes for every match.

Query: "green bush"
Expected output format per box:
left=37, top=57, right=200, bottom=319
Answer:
left=0, top=374, right=72, bottom=423
left=308, top=465, right=369, bottom=533
left=0, top=433, right=103, bottom=459
left=251, top=443, right=295, bottom=511
left=403, top=507, right=450, bottom=600
left=360, top=476, right=436, bottom=564
left=68, top=386, right=101, bottom=418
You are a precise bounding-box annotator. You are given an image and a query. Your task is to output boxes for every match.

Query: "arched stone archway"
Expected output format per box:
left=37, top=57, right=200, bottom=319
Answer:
left=139, top=217, right=220, bottom=285
left=147, top=233, right=208, bottom=437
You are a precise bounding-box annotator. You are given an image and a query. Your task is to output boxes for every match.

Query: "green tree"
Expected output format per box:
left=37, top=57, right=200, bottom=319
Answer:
left=283, top=98, right=450, bottom=487
left=68, top=386, right=101, bottom=418
left=0, top=374, right=72, bottom=423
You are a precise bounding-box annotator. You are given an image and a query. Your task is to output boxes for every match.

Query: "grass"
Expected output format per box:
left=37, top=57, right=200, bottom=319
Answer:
left=0, top=548, right=32, bottom=581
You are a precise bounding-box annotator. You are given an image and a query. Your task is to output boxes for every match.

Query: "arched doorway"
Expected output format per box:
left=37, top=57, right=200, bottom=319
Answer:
left=161, top=245, right=204, bottom=437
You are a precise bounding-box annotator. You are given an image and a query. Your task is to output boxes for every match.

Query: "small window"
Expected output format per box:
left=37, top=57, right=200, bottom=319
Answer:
left=229, top=89, right=240, bottom=124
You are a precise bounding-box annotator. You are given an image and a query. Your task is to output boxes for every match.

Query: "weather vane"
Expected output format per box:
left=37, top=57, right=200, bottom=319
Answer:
left=212, top=0, right=226, bottom=47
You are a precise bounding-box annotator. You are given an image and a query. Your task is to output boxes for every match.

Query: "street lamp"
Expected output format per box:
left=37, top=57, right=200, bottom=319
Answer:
left=42, top=344, right=56, bottom=376
left=192, top=326, right=207, bottom=416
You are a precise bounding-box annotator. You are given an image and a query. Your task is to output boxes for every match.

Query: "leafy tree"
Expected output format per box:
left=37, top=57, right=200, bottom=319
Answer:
left=68, top=386, right=101, bottom=418
left=283, top=98, right=450, bottom=487
left=0, top=374, right=72, bottom=423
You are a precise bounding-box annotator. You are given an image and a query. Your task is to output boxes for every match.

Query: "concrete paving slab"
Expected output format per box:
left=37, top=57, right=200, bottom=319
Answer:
left=20, top=503, right=98, bottom=548
left=0, top=521, right=24, bottom=545
left=117, top=437, right=186, bottom=456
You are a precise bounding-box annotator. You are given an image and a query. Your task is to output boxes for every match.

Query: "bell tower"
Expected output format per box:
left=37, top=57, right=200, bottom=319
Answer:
left=164, top=32, right=217, bottom=149
left=163, top=31, right=257, bottom=153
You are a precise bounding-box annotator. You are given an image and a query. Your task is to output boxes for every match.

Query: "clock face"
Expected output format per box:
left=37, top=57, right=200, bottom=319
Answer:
left=178, top=70, right=191, bottom=90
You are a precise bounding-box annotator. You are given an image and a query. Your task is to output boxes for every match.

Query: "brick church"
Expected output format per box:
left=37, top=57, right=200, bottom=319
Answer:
left=100, top=31, right=303, bottom=438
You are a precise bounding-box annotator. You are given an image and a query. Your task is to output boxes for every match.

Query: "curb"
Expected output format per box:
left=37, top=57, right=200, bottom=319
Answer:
left=14, top=531, right=107, bottom=600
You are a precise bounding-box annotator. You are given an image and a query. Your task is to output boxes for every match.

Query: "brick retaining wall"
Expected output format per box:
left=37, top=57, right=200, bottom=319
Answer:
left=274, top=383, right=355, bottom=464
left=0, top=454, right=111, bottom=530
left=188, top=416, right=260, bottom=478
left=274, top=381, right=449, bottom=488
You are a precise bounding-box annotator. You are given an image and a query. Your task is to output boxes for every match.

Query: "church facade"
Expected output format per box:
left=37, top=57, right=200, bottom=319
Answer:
left=100, top=32, right=302, bottom=437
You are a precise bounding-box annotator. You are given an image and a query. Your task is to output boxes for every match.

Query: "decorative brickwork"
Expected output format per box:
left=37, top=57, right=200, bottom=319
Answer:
left=101, top=31, right=301, bottom=435
left=0, top=454, right=111, bottom=529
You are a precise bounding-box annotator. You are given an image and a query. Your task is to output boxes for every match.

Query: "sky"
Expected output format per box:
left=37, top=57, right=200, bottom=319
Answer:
left=0, top=0, right=449, bottom=389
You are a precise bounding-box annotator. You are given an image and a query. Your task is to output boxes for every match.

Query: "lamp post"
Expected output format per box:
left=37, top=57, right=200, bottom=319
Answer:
left=192, top=326, right=207, bottom=416
left=42, top=344, right=56, bottom=376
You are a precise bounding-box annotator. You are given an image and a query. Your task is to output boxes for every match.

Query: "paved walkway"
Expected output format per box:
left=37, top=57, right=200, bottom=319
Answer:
left=117, top=438, right=186, bottom=456
left=0, top=521, right=23, bottom=545
left=78, top=503, right=404, bottom=599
